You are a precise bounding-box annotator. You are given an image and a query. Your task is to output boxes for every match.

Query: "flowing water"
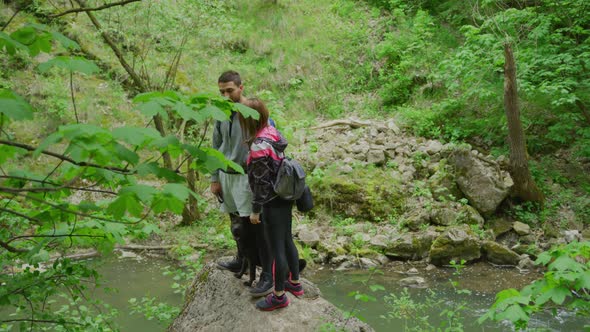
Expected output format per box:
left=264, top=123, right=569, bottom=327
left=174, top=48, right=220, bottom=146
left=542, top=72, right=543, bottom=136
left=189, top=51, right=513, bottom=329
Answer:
left=3, top=255, right=587, bottom=331
left=307, top=264, right=587, bottom=332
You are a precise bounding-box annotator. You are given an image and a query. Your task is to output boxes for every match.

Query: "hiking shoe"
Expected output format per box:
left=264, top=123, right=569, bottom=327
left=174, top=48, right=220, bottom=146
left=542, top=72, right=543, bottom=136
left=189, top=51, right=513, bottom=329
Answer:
left=256, top=293, right=289, bottom=311
left=217, top=257, right=242, bottom=273
left=250, top=272, right=273, bottom=297
left=284, top=280, right=304, bottom=297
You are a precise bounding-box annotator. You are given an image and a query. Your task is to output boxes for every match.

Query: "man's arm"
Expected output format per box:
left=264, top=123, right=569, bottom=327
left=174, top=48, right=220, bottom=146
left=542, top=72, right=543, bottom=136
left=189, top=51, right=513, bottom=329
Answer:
left=210, top=121, right=222, bottom=183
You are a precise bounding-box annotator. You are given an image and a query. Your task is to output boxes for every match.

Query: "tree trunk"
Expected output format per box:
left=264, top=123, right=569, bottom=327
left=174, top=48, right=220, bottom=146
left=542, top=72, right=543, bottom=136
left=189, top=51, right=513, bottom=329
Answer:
left=181, top=157, right=200, bottom=225
left=503, top=43, right=544, bottom=206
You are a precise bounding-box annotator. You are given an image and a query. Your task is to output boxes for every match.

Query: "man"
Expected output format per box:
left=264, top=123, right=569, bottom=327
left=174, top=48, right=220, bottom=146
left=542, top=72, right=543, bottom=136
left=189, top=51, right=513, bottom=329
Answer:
left=212, top=70, right=273, bottom=296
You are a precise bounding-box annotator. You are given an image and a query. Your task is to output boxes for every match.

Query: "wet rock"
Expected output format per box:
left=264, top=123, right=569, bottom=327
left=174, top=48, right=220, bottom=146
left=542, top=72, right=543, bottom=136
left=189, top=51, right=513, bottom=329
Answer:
left=315, top=252, right=328, bottom=264
left=336, top=260, right=357, bottom=271
left=331, top=255, right=349, bottom=266
left=298, top=229, right=321, bottom=248
left=386, top=231, right=437, bottom=261
left=369, top=235, right=389, bottom=249
left=406, top=267, right=419, bottom=275
left=487, top=218, right=513, bottom=238
left=359, top=258, right=380, bottom=269
left=518, top=256, right=536, bottom=271
left=318, top=242, right=346, bottom=258
left=429, top=226, right=481, bottom=266
left=399, top=276, right=426, bottom=288
left=402, top=210, right=431, bottom=231
left=169, top=263, right=373, bottom=332
left=513, top=222, right=531, bottom=236
left=425, top=264, right=437, bottom=271
left=496, top=231, right=519, bottom=249
left=482, top=241, right=520, bottom=266
left=519, top=234, right=536, bottom=245
left=430, top=204, right=484, bottom=227
left=451, top=149, right=513, bottom=215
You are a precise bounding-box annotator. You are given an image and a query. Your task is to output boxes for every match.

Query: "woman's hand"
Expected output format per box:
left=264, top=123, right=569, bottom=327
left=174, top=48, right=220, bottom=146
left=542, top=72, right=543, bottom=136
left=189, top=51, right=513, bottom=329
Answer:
left=249, top=213, right=261, bottom=224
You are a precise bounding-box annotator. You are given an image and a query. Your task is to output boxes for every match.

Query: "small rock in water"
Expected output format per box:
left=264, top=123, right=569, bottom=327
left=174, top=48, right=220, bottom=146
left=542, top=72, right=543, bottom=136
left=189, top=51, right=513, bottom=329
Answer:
left=406, top=267, right=419, bottom=275
left=118, top=250, right=140, bottom=260
left=399, top=276, right=426, bottom=288
left=359, top=258, right=379, bottom=269
left=425, top=264, right=437, bottom=271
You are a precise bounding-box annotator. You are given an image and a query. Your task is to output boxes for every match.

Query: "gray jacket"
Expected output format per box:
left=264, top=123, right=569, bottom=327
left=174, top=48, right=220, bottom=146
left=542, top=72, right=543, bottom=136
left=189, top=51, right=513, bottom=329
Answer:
left=211, top=112, right=249, bottom=182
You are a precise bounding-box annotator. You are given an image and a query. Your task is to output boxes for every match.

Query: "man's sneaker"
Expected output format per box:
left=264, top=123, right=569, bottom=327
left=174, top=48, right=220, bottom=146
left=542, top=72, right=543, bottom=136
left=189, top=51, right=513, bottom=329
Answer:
left=256, top=293, right=289, bottom=311
left=217, top=257, right=242, bottom=273
left=250, top=272, right=273, bottom=297
left=284, top=280, right=304, bottom=297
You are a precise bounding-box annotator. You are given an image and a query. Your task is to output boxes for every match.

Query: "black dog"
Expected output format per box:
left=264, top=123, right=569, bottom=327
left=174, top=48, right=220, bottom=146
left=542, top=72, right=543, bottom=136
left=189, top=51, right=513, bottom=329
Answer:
left=234, top=220, right=261, bottom=286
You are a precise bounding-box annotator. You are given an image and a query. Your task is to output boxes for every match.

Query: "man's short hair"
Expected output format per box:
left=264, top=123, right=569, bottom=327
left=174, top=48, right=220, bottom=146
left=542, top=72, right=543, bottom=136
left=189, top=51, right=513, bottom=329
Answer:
left=218, top=70, right=242, bottom=86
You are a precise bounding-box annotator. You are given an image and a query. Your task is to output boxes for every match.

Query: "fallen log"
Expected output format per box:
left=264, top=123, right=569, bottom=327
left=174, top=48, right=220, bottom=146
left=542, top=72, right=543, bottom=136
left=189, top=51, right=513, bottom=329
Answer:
left=311, top=118, right=372, bottom=130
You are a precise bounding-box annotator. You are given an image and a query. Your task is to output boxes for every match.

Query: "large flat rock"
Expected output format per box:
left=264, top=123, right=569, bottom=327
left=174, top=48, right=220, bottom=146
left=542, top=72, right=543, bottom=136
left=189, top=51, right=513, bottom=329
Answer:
left=168, top=262, right=373, bottom=332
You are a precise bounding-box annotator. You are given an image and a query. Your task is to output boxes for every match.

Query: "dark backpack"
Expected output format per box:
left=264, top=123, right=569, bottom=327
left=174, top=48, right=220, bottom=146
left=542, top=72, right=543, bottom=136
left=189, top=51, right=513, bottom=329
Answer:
left=273, top=157, right=306, bottom=201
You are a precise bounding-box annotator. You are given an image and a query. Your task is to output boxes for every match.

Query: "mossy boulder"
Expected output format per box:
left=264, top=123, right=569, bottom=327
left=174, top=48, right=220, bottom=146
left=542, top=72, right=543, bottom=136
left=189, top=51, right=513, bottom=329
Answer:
left=486, top=218, right=513, bottom=238
left=429, top=226, right=481, bottom=266
left=427, top=161, right=463, bottom=201
left=430, top=203, right=484, bottom=227
left=309, top=169, right=405, bottom=221
left=385, top=231, right=438, bottom=261
left=482, top=241, right=520, bottom=266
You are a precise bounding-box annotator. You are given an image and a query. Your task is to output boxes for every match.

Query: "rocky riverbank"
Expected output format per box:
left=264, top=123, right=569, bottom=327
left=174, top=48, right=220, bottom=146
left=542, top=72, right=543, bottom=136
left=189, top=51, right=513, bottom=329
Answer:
left=284, top=119, right=589, bottom=270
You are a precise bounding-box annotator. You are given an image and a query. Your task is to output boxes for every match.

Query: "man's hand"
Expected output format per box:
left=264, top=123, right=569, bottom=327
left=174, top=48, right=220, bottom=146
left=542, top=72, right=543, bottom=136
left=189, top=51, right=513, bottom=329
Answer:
left=211, top=182, right=222, bottom=196
left=250, top=213, right=261, bottom=224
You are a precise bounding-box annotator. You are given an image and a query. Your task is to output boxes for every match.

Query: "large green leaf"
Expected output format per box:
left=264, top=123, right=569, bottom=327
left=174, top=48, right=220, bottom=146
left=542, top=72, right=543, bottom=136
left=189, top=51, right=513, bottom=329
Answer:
left=536, top=286, right=571, bottom=305
left=136, top=100, right=167, bottom=119
left=112, top=127, right=162, bottom=146
left=10, top=26, right=36, bottom=45
left=174, top=101, right=203, bottom=122
left=0, top=89, right=33, bottom=120
left=549, top=255, right=583, bottom=273
left=234, top=102, right=260, bottom=120
left=162, top=183, right=190, bottom=202
left=38, top=56, right=100, bottom=75
left=200, top=147, right=244, bottom=174
left=495, top=304, right=529, bottom=324
left=0, top=31, right=28, bottom=54
left=200, top=104, right=230, bottom=121
left=119, top=185, right=159, bottom=203
left=107, top=193, right=143, bottom=219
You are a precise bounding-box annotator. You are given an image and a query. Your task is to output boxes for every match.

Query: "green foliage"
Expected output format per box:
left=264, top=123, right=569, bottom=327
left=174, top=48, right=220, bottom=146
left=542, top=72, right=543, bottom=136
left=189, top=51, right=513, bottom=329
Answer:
left=0, top=16, right=258, bottom=330
left=480, top=241, right=590, bottom=330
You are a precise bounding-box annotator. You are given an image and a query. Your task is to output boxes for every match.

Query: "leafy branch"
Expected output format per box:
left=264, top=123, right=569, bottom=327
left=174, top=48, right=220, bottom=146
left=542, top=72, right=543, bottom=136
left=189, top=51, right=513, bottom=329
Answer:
left=0, top=139, right=134, bottom=174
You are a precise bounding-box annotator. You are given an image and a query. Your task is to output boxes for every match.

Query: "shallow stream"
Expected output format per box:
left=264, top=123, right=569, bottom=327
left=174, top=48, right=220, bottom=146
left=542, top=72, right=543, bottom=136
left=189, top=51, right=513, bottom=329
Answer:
left=3, top=254, right=587, bottom=331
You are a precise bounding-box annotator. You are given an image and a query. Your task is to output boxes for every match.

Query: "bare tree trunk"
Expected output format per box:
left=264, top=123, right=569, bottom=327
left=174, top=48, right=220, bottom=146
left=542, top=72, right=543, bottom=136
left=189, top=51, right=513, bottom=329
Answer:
left=503, top=43, right=544, bottom=206
left=181, top=157, right=200, bottom=225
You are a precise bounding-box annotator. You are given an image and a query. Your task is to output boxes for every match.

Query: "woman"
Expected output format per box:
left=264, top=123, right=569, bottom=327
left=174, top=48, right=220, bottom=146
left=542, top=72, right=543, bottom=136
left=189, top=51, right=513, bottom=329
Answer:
left=239, top=98, right=303, bottom=311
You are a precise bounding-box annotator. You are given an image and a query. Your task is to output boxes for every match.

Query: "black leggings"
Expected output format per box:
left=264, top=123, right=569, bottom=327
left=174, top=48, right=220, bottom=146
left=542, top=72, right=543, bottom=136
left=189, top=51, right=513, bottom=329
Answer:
left=262, top=197, right=299, bottom=292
